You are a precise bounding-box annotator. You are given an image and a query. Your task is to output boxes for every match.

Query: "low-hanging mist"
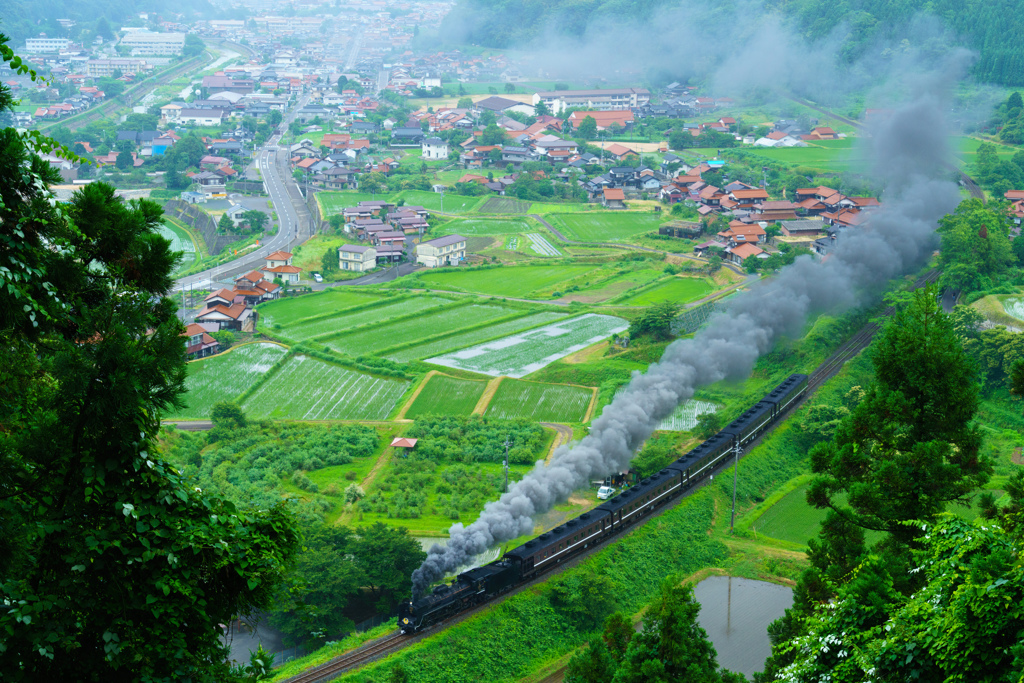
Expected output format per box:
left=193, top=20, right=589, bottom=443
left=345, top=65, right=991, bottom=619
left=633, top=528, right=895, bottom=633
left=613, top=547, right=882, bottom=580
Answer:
left=411, top=80, right=963, bottom=598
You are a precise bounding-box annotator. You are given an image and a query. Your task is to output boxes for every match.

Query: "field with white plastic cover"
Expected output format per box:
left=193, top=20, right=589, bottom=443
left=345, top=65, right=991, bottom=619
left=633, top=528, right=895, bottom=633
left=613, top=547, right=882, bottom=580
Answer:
left=242, top=355, right=408, bottom=420
left=170, top=343, right=287, bottom=418
left=484, top=379, right=592, bottom=423
left=427, top=313, right=629, bottom=378
left=658, top=399, right=719, bottom=431
left=1004, top=297, right=1024, bottom=321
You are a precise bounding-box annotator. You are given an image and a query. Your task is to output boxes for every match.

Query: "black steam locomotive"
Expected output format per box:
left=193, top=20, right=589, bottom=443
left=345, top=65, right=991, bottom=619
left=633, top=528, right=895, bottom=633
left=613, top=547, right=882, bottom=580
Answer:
left=397, top=374, right=809, bottom=634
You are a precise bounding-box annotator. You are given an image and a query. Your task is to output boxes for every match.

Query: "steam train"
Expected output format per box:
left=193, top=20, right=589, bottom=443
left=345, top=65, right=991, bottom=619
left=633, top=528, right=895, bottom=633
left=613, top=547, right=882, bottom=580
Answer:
left=397, top=374, right=809, bottom=634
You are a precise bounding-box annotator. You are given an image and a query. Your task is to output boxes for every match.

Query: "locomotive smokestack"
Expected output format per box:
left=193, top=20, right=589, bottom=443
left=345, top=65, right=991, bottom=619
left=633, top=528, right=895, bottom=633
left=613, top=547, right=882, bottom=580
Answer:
left=411, top=65, right=965, bottom=599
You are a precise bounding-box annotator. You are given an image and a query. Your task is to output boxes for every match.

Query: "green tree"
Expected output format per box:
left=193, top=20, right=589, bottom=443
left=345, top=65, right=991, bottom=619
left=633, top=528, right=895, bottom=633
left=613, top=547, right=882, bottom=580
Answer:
left=351, top=523, right=426, bottom=611
left=210, top=330, right=236, bottom=350
left=242, top=210, right=268, bottom=233
left=938, top=199, right=1016, bottom=293
left=807, top=285, right=990, bottom=572
left=571, top=578, right=743, bottom=683
left=480, top=123, right=506, bottom=146
left=694, top=411, right=722, bottom=439
left=0, top=122, right=298, bottom=683
left=269, top=524, right=363, bottom=647
left=321, top=247, right=339, bottom=274
left=533, top=99, right=551, bottom=117
left=183, top=33, right=206, bottom=57
left=115, top=149, right=133, bottom=170
left=218, top=211, right=235, bottom=232
left=166, top=167, right=189, bottom=190
left=267, top=109, right=283, bottom=126
left=577, top=115, right=598, bottom=140
left=629, top=300, right=681, bottom=340
left=172, top=134, right=205, bottom=169
left=211, top=401, right=248, bottom=430
left=95, top=17, right=113, bottom=40
left=359, top=171, right=386, bottom=195
left=457, top=96, right=473, bottom=109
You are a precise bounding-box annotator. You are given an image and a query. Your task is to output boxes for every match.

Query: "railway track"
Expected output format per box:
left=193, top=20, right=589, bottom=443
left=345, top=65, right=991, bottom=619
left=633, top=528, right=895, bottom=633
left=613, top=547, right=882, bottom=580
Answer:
left=277, top=269, right=943, bottom=683
left=784, top=96, right=985, bottom=202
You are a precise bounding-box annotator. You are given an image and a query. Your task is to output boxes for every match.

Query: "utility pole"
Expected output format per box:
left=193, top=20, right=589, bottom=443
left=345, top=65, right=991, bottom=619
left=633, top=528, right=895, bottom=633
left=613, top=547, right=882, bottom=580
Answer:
left=730, top=439, right=742, bottom=530
left=502, top=436, right=512, bottom=493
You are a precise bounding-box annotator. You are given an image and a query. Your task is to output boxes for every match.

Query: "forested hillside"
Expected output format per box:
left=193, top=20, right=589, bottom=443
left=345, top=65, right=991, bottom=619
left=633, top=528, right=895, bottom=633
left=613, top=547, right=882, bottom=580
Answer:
left=440, top=0, right=1024, bottom=86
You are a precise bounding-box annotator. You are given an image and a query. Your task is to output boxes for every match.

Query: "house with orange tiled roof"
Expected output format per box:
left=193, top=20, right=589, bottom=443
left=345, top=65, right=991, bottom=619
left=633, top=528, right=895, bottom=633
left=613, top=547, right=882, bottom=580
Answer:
left=261, top=251, right=302, bottom=284
left=602, top=187, right=626, bottom=209
left=183, top=323, right=219, bottom=359
left=726, top=241, right=765, bottom=265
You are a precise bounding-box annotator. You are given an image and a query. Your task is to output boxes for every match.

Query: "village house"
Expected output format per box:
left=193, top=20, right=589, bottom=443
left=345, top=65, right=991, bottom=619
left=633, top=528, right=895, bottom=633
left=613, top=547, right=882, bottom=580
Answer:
left=422, top=136, right=449, bottom=160
left=183, top=323, right=219, bottom=360
left=726, top=241, right=765, bottom=265
left=338, top=244, right=377, bottom=272
left=260, top=250, right=302, bottom=284
left=602, top=188, right=626, bottom=209
left=416, top=234, right=466, bottom=268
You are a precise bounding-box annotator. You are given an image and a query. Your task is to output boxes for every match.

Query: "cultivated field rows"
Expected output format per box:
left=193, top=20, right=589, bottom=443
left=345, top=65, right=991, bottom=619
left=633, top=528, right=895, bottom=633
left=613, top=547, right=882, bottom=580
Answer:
left=172, top=343, right=288, bottom=419
left=428, top=313, right=629, bottom=378
left=484, top=379, right=592, bottom=423
left=243, top=355, right=408, bottom=421
left=278, top=296, right=452, bottom=342
left=386, top=311, right=569, bottom=362
left=658, top=399, right=719, bottom=431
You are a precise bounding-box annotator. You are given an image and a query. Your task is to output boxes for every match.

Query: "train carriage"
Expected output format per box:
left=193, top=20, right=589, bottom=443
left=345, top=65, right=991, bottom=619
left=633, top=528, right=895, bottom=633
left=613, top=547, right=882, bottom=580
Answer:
left=399, top=374, right=810, bottom=634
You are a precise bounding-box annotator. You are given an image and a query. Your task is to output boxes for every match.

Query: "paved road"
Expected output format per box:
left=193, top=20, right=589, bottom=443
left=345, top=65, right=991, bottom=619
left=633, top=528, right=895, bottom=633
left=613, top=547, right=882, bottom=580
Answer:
left=941, top=287, right=959, bottom=313
left=173, top=96, right=314, bottom=291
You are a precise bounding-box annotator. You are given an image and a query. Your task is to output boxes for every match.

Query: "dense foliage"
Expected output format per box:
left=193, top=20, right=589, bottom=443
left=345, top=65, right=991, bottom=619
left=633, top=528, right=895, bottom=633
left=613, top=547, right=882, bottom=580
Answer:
left=937, top=198, right=1019, bottom=297
left=0, top=39, right=299, bottom=681
left=566, top=580, right=745, bottom=683
left=759, top=288, right=998, bottom=681
left=405, top=415, right=546, bottom=465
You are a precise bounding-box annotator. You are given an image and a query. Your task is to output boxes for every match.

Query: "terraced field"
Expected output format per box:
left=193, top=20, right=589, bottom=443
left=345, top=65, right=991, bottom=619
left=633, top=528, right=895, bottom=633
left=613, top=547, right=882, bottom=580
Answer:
left=275, top=296, right=452, bottom=342
left=243, top=355, right=408, bottom=420
left=415, top=265, right=592, bottom=298
left=316, top=192, right=388, bottom=217
left=404, top=374, right=488, bottom=418
left=484, top=379, right=592, bottom=423
left=428, top=313, right=629, bottom=378
left=170, top=343, right=288, bottom=419
left=387, top=311, right=569, bottom=362
left=159, top=221, right=197, bottom=274
left=259, top=290, right=383, bottom=328
left=325, top=304, right=513, bottom=356
left=547, top=212, right=665, bottom=242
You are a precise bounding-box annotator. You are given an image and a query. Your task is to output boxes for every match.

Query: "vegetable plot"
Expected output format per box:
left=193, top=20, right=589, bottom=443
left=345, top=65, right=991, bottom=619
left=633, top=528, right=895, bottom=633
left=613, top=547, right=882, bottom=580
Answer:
left=428, top=313, right=629, bottom=378
left=1003, top=297, right=1024, bottom=321
left=386, top=311, right=569, bottom=363
left=404, top=375, right=488, bottom=418
left=242, top=355, right=408, bottom=420
left=525, top=233, right=561, bottom=256
left=171, top=343, right=288, bottom=419
left=484, top=379, right=592, bottom=423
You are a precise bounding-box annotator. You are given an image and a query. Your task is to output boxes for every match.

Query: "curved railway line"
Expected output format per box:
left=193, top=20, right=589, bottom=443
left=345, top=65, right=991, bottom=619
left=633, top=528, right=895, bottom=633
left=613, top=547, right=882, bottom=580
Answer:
left=785, top=96, right=985, bottom=202
left=278, top=268, right=943, bottom=683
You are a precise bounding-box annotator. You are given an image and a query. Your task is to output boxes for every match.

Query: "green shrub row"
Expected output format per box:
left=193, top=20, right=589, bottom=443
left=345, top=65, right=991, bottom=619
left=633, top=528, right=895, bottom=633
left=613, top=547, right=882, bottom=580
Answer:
left=292, top=344, right=418, bottom=381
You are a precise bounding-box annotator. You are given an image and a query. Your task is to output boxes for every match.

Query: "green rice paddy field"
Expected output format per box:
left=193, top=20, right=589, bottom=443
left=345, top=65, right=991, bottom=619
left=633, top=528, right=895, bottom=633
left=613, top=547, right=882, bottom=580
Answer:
left=415, top=265, right=593, bottom=298
left=484, top=379, right=593, bottom=423
left=324, top=304, right=514, bottom=356
left=617, top=277, right=716, bottom=305
left=242, top=355, right=408, bottom=421
left=170, top=343, right=288, bottom=419
left=258, top=290, right=383, bottom=328
left=271, top=297, right=452, bottom=343
left=753, top=482, right=999, bottom=547
left=547, top=212, right=666, bottom=242
left=403, top=375, right=488, bottom=418
left=434, top=218, right=539, bottom=236
left=387, top=311, right=569, bottom=363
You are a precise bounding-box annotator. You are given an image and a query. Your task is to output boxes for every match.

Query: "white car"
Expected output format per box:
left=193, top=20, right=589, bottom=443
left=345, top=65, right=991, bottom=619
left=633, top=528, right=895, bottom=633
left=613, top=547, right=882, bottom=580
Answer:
left=313, top=273, right=323, bottom=283
left=597, top=486, right=616, bottom=500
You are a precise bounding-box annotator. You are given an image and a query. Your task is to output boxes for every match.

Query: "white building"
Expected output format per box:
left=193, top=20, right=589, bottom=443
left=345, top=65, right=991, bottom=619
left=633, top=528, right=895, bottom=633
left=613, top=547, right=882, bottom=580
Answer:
left=25, top=36, right=71, bottom=52
left=261, top=250, right=302, bottom=284
left=421, top=137, right=449, bottom=160
left=532, top=88, right=651, bottom=114
left=338, top=244, right=377, bottom=272
left=118, top=32, right=185, bottom=56
left=416, top=234, right=466, bottom=268
left=85, top=59, right=148, bottom=78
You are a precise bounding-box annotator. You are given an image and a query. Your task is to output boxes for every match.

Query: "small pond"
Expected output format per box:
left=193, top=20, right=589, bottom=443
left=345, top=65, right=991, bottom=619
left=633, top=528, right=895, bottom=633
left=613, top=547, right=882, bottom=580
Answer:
left=694, top=576, right=793, bottom=679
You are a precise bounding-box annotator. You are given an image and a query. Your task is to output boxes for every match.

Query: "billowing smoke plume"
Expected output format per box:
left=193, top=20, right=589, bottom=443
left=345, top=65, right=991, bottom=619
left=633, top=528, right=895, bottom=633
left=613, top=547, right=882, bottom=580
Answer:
left=411, top=70, right=966, bottom=598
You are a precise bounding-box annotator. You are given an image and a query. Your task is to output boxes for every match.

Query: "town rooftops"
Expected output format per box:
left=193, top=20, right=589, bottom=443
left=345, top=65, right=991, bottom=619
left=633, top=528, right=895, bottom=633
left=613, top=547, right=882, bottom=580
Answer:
left=339, top=244, right=372, bottom=254
left=266, top=250, right=292, bottom=260
left=474, top=95, right=522, bottom=111
left=422, top=234, right=466, bottom=248
left=730, top=242, right=764, bottom=259
left=263, top=264, right=302, bottom=274
left=391, top=437, right=418, bottom=448
left=603, top=188, right=626, bottom=201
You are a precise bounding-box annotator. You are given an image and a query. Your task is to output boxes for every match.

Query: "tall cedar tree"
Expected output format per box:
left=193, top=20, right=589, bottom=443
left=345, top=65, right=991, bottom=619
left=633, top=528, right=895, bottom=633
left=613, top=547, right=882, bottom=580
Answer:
left=808, top=285, right=989, bottom=566
left=0, top=38, right=299, bottom=681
